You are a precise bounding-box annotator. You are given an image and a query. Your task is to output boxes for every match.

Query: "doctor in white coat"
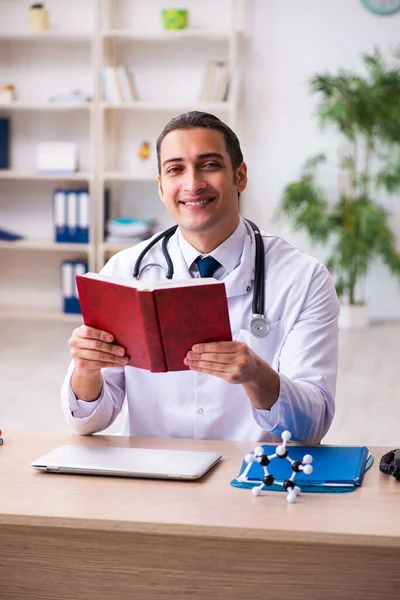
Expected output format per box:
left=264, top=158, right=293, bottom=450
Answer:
left=62, top=111, right=340, bottom=444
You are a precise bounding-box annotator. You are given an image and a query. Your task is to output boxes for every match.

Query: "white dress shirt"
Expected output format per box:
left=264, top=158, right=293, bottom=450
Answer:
left=61, top=218, right=340, bottom=443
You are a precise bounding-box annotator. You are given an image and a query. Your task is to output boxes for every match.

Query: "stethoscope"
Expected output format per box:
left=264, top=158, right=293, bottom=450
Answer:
left=132, top=219, right=270, bottom=338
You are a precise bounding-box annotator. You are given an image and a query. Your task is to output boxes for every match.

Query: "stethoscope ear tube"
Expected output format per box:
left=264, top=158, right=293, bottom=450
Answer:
left=161, top=228, right=176, bottom=279
left=132, top=225, right=178, bottom=279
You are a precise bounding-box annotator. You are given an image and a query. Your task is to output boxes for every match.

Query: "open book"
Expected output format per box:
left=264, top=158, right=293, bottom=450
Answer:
left=76, top=273, right=232, bottom=373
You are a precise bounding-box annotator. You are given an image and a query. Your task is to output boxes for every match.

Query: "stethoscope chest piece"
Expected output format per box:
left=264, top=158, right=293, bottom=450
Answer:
left=249, top=315, right=270, bottom=338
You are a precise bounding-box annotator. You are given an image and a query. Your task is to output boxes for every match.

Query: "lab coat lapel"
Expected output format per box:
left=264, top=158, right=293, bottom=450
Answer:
left=221, top=228, right=255, bottom=299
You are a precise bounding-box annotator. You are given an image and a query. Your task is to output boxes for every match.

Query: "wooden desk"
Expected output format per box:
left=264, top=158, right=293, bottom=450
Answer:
left=0, top=431, right=399, bottom=600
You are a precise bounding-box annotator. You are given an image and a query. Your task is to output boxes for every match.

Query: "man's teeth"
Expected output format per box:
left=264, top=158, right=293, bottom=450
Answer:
left=185, top=199, right=211, bottom=206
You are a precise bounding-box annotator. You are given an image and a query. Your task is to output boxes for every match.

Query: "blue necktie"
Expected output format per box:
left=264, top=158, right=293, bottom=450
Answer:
left=196, top=256, right=221, bottom=278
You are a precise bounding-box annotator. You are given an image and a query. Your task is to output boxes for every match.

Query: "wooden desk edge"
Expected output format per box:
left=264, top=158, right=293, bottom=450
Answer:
left=1, top=514, right=399, bottom=549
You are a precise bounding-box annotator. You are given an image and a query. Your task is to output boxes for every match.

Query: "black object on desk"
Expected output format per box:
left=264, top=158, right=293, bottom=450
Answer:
left=379, top=449, right=400, bottom=481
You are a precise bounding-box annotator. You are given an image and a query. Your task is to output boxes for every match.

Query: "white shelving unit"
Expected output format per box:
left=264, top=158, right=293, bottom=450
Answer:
left=0, top=0, right=245, bottom=319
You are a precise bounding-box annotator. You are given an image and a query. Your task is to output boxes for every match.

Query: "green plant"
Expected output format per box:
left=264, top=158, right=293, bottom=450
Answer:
left=279, top=49, right=400, bottom=305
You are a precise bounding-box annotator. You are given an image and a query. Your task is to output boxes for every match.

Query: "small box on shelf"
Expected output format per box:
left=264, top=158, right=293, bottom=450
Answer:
left=53, top=188, right=90, bottom=244
left=36, top=142, right=78, bottom=174
left=61, top=260, right=87, bottom=314
left=0, top=84, right=16, bottom=104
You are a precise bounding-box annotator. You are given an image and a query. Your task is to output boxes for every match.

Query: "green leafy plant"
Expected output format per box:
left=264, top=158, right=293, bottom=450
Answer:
left=279, top=49, right=400, bottom=305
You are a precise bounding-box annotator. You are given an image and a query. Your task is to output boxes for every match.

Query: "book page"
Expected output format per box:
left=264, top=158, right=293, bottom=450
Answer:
left=83, top=272, right=219, bottom=290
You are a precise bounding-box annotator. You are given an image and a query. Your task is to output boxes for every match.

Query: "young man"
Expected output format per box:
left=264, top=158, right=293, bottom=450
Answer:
left=62, top=111, right=339, bottom=443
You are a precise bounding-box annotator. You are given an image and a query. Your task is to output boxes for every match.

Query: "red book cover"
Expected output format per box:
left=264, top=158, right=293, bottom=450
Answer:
left=153, top=284, right=232, bottom=371
left=76, top=275, right=166, bottom=372
left=76, top=274, right=232, bottom=373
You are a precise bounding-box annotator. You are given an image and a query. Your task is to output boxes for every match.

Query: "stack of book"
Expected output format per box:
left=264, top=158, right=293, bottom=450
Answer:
left=200, top=61, right=229, bottom=102
left=106, top=217, right=153, bottom=245
left=101, top=65, right=138, bottom=103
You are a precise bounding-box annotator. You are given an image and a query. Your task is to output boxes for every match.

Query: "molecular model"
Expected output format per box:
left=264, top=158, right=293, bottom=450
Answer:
left=236, top=431, right=313, bottom=503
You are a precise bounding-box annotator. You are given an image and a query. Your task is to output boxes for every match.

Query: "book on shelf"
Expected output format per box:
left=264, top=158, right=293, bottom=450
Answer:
left=0, top=118, right=10, bottom=169
left=101, top=65, right=138, bottom=103
left=76, top=272, right=232, bottom=373
left=200, top=61, right=229, bottom=102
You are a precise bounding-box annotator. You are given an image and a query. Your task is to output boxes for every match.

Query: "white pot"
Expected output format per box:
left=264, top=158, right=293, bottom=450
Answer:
left=338, top=304, right=369, bottom=329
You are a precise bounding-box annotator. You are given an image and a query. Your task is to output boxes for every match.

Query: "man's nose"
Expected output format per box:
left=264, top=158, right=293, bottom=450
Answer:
left=183, top=169, right=207, bottom=194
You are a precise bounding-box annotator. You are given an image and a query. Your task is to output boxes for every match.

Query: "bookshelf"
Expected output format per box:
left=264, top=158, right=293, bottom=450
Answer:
left=0, top=0, right=245, bottom=320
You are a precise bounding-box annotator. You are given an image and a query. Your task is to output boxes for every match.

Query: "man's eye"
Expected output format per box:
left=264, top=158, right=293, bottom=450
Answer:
left=203, top=162, right=220, bottom=169
left=166, top=166, right=181, bottom=174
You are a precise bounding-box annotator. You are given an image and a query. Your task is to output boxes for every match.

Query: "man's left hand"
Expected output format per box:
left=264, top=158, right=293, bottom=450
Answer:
left=184, top=341, right=280, bottom=410
left=184, top=341, right=259, bottom=385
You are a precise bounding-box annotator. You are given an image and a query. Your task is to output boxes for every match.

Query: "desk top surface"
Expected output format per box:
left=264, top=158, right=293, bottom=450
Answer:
left=1, top=431, right=399, bottom=547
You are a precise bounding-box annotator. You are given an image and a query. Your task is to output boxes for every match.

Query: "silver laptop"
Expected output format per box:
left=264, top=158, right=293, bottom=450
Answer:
left=31, top=445, right=222, bottom=480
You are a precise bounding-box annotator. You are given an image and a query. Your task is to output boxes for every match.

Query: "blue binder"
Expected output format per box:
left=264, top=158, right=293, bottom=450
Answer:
left=0, top=118, right=10, bottom=169
left=231, top=444, right=373, bottom=494
left=53, top=188, right=90, bottom=243
left=61, top=260, right=87, bottom=314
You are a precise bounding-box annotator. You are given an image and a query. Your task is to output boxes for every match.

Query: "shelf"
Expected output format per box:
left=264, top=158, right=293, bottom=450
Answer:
left=0, top=239, right=92, bottom=252
left=0, top=102, right=93, bottom=111
left=0, top=31, right=93, bottom=42
left=101, top=101, right=234, bottom=112
left=0, top=306, right=83, bottom=322
left=101, top=29, right=232, bottom=42
left=0, top=171, right=92, bottom=181
left=102, top=171, right=158, bottom=182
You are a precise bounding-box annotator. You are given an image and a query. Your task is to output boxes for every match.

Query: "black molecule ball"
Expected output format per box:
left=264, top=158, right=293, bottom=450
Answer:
left=291, top=460, right=303, bottom=473
left=263, top=474, right=274, bottom=486
left=258, top=455, right=270, bottom=466
left=283, top=479, right=295, bottom=490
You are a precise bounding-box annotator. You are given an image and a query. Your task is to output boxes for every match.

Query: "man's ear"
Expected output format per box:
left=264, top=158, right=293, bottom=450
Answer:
left=236, top=162, right=248, bottom=193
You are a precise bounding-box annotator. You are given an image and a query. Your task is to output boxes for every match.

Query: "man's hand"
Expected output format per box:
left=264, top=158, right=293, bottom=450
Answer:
left=69, top=325, right=128, bottom=374
left=184, top=341, right=280, bottom=410
left=184, top=341, right=258, bottom=384
left=69, top=325, right=128, bottom=402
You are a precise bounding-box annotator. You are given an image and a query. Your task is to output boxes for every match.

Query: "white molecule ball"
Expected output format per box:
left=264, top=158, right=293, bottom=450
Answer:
left=254, top=446, right=264, bottom=457
left=251, top=486, right=261, bottom=496
left=281, top=430, right=291, bottom=442
left=294, top=486, right=301, bottom=495
left=303, top=464, right=313, bottom=475
left=276, top=444, right=286, bottom=457
left=287, top=491, right=297, bottom=503
left=303, top=454, right=313, bottom=464
left=245, top=453, right=255, bottom=464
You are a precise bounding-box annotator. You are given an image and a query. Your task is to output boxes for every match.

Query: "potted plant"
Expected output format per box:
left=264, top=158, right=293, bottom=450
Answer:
left=279, top=49, right=400, bottom=328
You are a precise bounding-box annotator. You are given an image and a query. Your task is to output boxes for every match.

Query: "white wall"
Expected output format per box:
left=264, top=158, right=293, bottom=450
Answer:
left=242, top=0, right=400, bottom=319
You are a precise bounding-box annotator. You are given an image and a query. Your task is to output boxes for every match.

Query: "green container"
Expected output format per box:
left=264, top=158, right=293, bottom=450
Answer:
left=162, top=9, right=188, bottom=30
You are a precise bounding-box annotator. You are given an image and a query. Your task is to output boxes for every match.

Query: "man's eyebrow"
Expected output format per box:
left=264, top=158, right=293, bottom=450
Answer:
left=161, top=152, right=225, bottom=168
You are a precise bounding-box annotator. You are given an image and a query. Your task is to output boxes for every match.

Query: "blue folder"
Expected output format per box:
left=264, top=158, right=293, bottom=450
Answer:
left=231, top=444, right=373, bottom=493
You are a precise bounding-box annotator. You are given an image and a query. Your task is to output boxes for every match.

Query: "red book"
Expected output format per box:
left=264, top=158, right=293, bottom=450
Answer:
left=76, top=273, right=232, bottom=373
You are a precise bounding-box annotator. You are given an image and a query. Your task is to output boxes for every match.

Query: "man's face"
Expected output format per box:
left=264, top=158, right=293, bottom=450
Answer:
left=158, top=127, right=247, bottom=251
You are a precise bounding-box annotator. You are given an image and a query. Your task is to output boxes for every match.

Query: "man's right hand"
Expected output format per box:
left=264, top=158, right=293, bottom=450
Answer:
left=69, top=325, right=129, bottom=375
left=69, top=325, right=128, bottom=402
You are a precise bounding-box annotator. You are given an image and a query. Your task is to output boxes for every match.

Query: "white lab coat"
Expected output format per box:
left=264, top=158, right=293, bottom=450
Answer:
left=62, top=220, right=340, bottom=443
